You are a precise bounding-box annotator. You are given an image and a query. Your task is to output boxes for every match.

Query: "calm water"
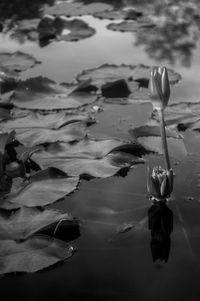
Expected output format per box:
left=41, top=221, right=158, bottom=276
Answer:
left=1, top=1, right=200, bottom=300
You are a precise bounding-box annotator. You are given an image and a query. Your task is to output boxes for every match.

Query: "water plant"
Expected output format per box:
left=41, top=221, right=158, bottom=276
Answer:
left=148, top=66, right=174, bottom=201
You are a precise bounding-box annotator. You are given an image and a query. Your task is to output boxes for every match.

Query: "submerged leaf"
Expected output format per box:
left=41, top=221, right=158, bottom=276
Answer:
left=0, top=235, right=74, bottom=274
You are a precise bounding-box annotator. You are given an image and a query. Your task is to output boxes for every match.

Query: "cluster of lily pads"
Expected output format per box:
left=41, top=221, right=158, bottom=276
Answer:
left=0, top=50, right=160, bottom=274
left=2, top=42, right=200, bottom=273
left=0, top=1, right=155, bottom=46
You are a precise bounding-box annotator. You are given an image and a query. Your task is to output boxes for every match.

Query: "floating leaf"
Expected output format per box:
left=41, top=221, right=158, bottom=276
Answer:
left=0, top=51, right=40, bottom=72
left=0, top=207, right=76, bottom=240
left=14, top=17, right=96, bottom=44
left=107, top=143, right=150, bottom=157
left=94, top=8, right=142, bottom=20
left=0, top=112, right=94, bottom=146
left=11, top=77, right=97, bottom=110
left=1, top=168, right=79, bottom=208
left=31, top=138, right=145, bottom=178
left=129, top=125, right=182, bottom=140
left=76, top=64, right=181, bottom=91
left=153, top=103, right=200, bottom=131
left=44, top=2, right=113, bottom=17
left=0, top=235, right=74, bottom=274
left=136, top=136, right=187, bottom=156
left=107, top=19, right=155, bottom=32
left=57, top=18, right=95, bottom=42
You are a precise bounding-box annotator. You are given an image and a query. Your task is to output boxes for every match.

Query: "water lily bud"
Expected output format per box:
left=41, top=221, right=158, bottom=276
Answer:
left=147, top=166, right=173, bottom=201
left=149, top=66, right=170, bottom=110
left=161, top=67, right=170, bottom=105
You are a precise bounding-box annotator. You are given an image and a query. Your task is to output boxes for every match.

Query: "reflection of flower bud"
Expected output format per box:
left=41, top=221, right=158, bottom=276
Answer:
left=149, top=67, right=170, bottom=110
left=147, top=166, right=173, bottom=200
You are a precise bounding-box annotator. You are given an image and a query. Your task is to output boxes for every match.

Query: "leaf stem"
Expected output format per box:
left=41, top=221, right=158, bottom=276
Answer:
left=158, top=109, right=171, bottom=170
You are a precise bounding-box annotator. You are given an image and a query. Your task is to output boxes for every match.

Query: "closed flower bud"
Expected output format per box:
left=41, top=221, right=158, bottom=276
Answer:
left=147, top=166, right=173, bottom=201
left=149, top=66, right=170, bottom=110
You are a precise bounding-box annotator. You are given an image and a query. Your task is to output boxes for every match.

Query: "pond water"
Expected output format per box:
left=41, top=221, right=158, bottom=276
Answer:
left=1, top=0, right=200, bottom=300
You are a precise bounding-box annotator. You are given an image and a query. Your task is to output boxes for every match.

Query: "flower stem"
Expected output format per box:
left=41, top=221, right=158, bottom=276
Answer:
left=158, top=109, right=171, bottom=170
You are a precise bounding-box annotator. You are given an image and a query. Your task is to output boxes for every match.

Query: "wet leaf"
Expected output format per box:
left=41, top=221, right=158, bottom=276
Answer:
left=129, top=125, right=182, bottom=139
left=14, top=17, right=96, bottom=44
left=57, top=18, right=95, bottom=42
left=0, top=207, right=76, bottom=240
left=0, top=51, right=40, bottom=72
left=2, top=168, right=79, bottom=208
left=153, top=103, right=200, bottom=131
left=136, top=136, right=187, bottom=156
left=11, top=19, right=40, bottom=42
left=94, top=8, right=142, bottom=20
left=0, top=112, right=94, bottom=146
left=31, top=138, right=144, bottom=178
left=44, top=2, right=113, bottom=17
left=76, top=64, right=181, bottom=92
left=0, top=235, right=74, bottom=274
left=107, top=19, right=155, bottom=32
left=11, top=77, right=97, bottom=110
left=107, top=143, right=150, bottom=157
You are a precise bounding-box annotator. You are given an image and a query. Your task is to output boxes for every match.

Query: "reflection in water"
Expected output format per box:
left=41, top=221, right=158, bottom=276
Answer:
left=148, top=201, right=173, bottom=263
left=134, top=2, right=200, bottom=67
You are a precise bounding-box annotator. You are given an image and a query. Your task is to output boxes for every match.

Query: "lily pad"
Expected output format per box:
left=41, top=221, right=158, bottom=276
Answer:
left=76, top=64, right=181, bottom=91
left=13, top=19, right=40, bottom=42
left=58, top=18, right=96, bottom=42
left=0, top=51, right=40, bottom=72
left=44, top=2, right=113, bottom=17
left=2, top=168, right=79, bottom=208
left=107, top=19, right=155, bottom=32
left=0, top=235, right=74, bottom=274
left=153, top=103, right=200, bottom=131
left=14, top=17, right=96, bottom=44
left=11, top=77, right=97, bottom=110
left=31, top=138, right=146, bottom=178
left=94, top=8, right=142, bottom=20
left=0, top=112, right=94, bottom=146
left=129, top=125, right=182, bottom=140
left=0, top=207, right=76, bottom=240
left=135, top=136, right=187, bottom=156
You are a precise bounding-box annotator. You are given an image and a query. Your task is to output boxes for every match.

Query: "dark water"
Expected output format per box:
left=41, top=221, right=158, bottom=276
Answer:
left=1, top=0, right=200, bottom=300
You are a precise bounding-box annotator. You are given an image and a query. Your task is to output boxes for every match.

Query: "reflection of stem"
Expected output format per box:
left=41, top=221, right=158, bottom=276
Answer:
left=158, top=109, right=171, bottom=170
